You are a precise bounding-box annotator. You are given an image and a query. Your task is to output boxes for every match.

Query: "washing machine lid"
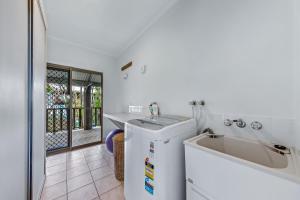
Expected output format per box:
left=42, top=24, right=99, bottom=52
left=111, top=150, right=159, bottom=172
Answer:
left=127, top=115, right=190, bottom=130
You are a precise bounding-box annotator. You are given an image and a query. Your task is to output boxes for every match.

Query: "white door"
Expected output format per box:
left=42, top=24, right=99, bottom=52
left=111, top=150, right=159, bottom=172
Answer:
left=32, top=0, right=47, bottom=199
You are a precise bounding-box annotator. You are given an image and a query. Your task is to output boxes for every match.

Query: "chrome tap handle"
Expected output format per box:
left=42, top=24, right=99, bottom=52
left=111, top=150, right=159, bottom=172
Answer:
left=224, top=119, right=233, bottom=126
left=251, top=121, right=263, bottom=130
left=233, top=119, right=246, bottom=128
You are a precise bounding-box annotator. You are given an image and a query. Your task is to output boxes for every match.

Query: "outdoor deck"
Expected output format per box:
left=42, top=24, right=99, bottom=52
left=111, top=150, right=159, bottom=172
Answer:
left=46, top=127, right=101, bottom=151
left=72, top=127, right=101, bottom=147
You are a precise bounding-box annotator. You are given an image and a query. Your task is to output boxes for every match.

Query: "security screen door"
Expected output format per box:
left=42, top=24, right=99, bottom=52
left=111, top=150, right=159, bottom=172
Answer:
left=46, top=67, right=71, bottom=152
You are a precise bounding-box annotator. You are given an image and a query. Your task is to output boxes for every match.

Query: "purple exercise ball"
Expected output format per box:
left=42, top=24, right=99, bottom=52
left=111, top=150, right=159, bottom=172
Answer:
left=105, top=129, right=124, bottom=153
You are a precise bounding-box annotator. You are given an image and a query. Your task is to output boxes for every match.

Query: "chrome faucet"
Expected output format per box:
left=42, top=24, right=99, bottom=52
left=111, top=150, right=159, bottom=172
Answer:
left=224, top=118, right=246, bottom=128
left=149, top=102, right=159, bottom=117
left=202, top=128, right=215, bottom=134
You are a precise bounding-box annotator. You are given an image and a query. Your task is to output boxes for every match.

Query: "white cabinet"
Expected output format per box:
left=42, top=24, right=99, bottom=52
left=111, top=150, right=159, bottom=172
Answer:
left=187, top=182, right=214, bottom=200
left=184, top=142, right=300, bottom=200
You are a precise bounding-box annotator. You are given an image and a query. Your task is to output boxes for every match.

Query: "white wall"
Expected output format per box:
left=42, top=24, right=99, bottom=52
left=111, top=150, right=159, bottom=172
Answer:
left=0, top=0, right=28, bottom=199
left=33, top=0, right=47, bottom=199
left=47, top=37, right=121, bottom=138
left=117, top=0, right=296, bottom=147
left=293, top=0, right=300, bottom=149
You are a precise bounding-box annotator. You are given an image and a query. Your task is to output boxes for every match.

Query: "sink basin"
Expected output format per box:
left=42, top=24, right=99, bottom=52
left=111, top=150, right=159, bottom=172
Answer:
left=196, top=135, right=288, bottom=169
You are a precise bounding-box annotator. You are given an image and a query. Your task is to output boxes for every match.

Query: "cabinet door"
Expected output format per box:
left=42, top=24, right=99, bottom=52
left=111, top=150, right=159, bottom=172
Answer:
left=187, top=183, right=213, bottom=200
left=190, top=187, right=210, bottom=200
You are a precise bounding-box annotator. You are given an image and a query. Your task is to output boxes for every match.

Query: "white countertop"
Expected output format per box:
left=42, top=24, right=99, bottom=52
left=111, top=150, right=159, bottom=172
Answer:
left=104, top=112, right=145, bottom=123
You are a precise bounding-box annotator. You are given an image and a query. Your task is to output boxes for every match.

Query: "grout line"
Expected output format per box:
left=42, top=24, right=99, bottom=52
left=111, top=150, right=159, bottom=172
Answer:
left=53, top=194, right=66, bottom=200
left=67, top=172, right=94, bottom=194
left=92, top=172, right=115, bottom=183
left=84, top=145, right=102, bottom=199
left=90, top=147, right=124, bottom=199
left=67, top=170, right=90, bottom=180
left=88, top=163, right=109, bottom=172
left=98, top=184, right=123, bottom=197
left=45, top=169, right=66, bottom=178
left=46, top=158, right=67, bottom=168
left=67, top=162, right=88, bottom=171
left=44, top=179, right=66, bottom=189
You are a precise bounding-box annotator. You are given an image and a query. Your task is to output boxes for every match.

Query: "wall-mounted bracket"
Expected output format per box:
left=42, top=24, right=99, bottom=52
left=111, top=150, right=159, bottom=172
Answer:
left=121, top=61, right=133, bottom=71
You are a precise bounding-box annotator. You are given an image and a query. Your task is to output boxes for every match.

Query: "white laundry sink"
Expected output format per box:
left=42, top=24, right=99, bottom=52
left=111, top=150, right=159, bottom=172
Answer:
left=184, top=134, right=300, bottom=200
left=196, top=135, right=288, bottom=169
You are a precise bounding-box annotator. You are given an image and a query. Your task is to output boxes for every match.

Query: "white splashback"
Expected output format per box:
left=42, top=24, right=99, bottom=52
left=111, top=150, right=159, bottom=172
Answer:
left=203, top=112, right=294, bottom=148
left=123, top=104, right=295, bottom=147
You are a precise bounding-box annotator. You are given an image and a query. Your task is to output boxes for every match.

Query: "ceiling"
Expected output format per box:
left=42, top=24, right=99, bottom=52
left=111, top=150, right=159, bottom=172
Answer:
left=43, top=0, right=179, bottom=57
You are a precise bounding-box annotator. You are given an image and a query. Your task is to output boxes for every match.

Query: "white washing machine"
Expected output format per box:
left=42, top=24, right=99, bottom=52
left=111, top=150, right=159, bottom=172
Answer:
left=124, top=115, right=197, bottom=200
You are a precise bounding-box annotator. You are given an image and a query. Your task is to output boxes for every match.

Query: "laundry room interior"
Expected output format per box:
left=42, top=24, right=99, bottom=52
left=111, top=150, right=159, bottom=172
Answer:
left=1, top=0, right=300, bottom=200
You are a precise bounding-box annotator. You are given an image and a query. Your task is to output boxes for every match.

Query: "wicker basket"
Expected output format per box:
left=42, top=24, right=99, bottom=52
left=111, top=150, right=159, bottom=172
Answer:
left=113, top=132, right=124, bottom=181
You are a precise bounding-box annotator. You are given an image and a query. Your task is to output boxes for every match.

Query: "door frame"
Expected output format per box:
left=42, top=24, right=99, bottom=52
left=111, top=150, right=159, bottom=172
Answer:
left=46, top=63, right=104, bottom=155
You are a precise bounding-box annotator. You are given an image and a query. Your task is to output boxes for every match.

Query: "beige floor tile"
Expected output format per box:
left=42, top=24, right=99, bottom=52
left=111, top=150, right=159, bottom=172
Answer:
left=67, top=164, right=90, bottom=179
left=67, top=172, right=93, bottom=192
left=100, top=185, right=124, bottom=200
left=67, top=151, right=85, bottom=161
left=47, top=153, right=66, bottom=163
left=68, top=184, right=98, bottom=200
left=94, top=174, right=121, bottom=195
left=91, top=166, right=113, bottom=181
left=46, top=158, right=66, bottom=168
left=67, top=157, right=87, bottom=169
left=41, top=181, right=66, bottom=200
left=46, top=163, right=66, bottom=176
left=67, top=149, right=84, bottom=155
left=88, top=158, right=108, bottom=171
left=107, top=160, right=114, bottom=169
left=97, top=144, right=106, bottom=151
left=44, top=171, right=66, bottom=188
left=85, top=154, right=104, bottom=163
left=103, top=154, right=114, bottom=165
left=83, top=145, right=99, bottom=152
left=83, top=145, right=99, bottom=151
left=83, top=149, right=102, bottom=157
left=103, top=154, right=114, bottom=169
left=43, top=145, right=119, bottom=200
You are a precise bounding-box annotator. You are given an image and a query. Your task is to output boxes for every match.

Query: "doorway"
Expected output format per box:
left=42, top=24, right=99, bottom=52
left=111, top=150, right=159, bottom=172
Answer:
left=46, top=64, right=103, bottom=154
left=71, top=70, right=102, bottom=147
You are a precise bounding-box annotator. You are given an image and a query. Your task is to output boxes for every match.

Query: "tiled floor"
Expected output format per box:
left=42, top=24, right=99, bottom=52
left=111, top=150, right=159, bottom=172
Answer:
left=41, top=144, right=124, bottom=200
